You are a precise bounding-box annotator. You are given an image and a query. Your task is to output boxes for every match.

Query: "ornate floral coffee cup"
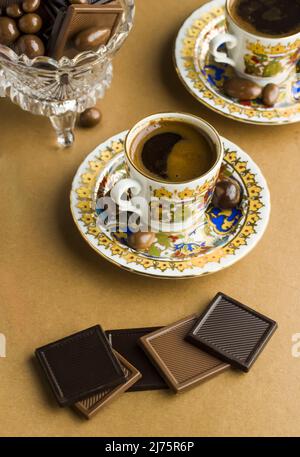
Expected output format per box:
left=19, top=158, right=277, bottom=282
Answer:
left=110, top=112, right=224, bottom=233
left=210, top=0, right=300, bottom=86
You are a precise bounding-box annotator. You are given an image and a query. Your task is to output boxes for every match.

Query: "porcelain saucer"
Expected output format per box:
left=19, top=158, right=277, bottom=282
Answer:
left=174, top=0, right=300, bottom=125
left=70, top=131, right=270, bottom=279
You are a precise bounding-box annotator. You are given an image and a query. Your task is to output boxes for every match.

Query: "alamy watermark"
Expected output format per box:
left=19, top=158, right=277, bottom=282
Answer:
left=292, top=333, right=300, bottom=358
left=95, top=195, right=203, bottom=233
left=0, top=333, right=6, bottom=358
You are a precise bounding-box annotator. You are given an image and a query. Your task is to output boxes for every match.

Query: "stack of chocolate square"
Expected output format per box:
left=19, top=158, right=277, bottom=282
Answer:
left=35, top=293, right=277, bottom=419
left=36, top=325, right=142, bottom=419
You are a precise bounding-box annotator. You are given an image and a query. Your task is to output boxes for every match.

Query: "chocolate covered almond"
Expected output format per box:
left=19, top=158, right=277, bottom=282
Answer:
left=127, top=232, right=156, bottom=250
left=74, top=26, right=110, bottom=51
left=224, top=77, right=262, bottom=101
left=79, top=107, right=101, bottom=127
left=262, top=83, right=279, bottom=107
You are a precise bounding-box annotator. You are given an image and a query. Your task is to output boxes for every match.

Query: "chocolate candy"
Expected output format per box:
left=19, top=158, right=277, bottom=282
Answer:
left=106, top=327, right=168, bottom=391
left=127, top=231, right=156, bottom=250
left=0, top=1, right=124, bottom=59
left=0, top=1, right=46, bottom=57
left=74, top=350, right=141, bottom=419
left=74, top=26, right=110, bottom=51
left=6, top=4, right=22, bottom=17
left=18, top=12, right=42, bottom=33
left=139, top=315, right=230, bottom=393
left=15, top=33, right=45, bottom=57
left=79, top=107, right=101, bottom=127
left=22, top=0, right=40, bottom=13
left=35, top=325, right=126, bottom=407
left=212, top=177, right=241, bottom=209
left=186, top=293, right=278, bottom=372
left=262, top=83, right=279, bottom=107
left=224, top=77, right=262, bottom=101
left=0, top=16, right=19, bottom=44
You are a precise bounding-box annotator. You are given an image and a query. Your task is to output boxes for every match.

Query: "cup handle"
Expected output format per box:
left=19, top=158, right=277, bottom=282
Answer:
left=110, top=178, right=142, bottom=215
left=209, top=33, right=237, bottom=67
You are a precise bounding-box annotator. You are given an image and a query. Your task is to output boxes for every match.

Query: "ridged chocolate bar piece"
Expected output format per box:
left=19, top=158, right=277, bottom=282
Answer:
left=106, top=327, right=168, bottom=391
left=186, top=293, right=278, bottom=372
left=48, top=1, right=123, bottom=59
left=35, top=325, right=126, bottom=407
left=74, top=350, right=141, bottom=419
left=139, top=316, right=229, bottom=393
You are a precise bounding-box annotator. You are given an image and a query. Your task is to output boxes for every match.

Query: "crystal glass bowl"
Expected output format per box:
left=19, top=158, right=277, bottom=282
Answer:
left=0, top=0, right=134, bottom=147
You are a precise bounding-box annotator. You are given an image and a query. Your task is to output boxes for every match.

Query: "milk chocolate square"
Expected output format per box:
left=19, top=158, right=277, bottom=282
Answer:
left=48, top=1, right=123, bottom=59
left=186, top=293, right=278, bottom=372
left=35, top=325, right=126, bottom=406
left=74, top=350, right=141, bottom=419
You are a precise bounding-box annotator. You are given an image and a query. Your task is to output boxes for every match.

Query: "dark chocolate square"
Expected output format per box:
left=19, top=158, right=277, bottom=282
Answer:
left=105, top=327, right=168, bottom=391
left=186, top=293, right=278, bottom=372
left=35, top=325, right=126, bottom=406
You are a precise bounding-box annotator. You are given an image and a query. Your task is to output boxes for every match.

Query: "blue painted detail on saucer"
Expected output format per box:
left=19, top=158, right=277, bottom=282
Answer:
left=174, top=241, right=206, bottom=252
left=207, top=206, right=243, bottom=235
left=292, top=78, right=300, bottom=101
left=202, top=64, right=227, bottom=88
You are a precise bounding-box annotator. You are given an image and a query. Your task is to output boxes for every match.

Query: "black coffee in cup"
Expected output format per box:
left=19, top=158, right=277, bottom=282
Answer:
left=130, top=120, right=216, bottom=183
left=230, top=0, right=300, bottom=37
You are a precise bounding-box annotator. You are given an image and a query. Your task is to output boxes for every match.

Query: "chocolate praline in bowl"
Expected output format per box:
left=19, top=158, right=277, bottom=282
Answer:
left=0, top=0, right=135, bottom=147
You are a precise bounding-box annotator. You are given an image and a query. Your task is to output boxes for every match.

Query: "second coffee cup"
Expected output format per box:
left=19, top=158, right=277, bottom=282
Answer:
left=210, top=0, right=300, bottom=86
